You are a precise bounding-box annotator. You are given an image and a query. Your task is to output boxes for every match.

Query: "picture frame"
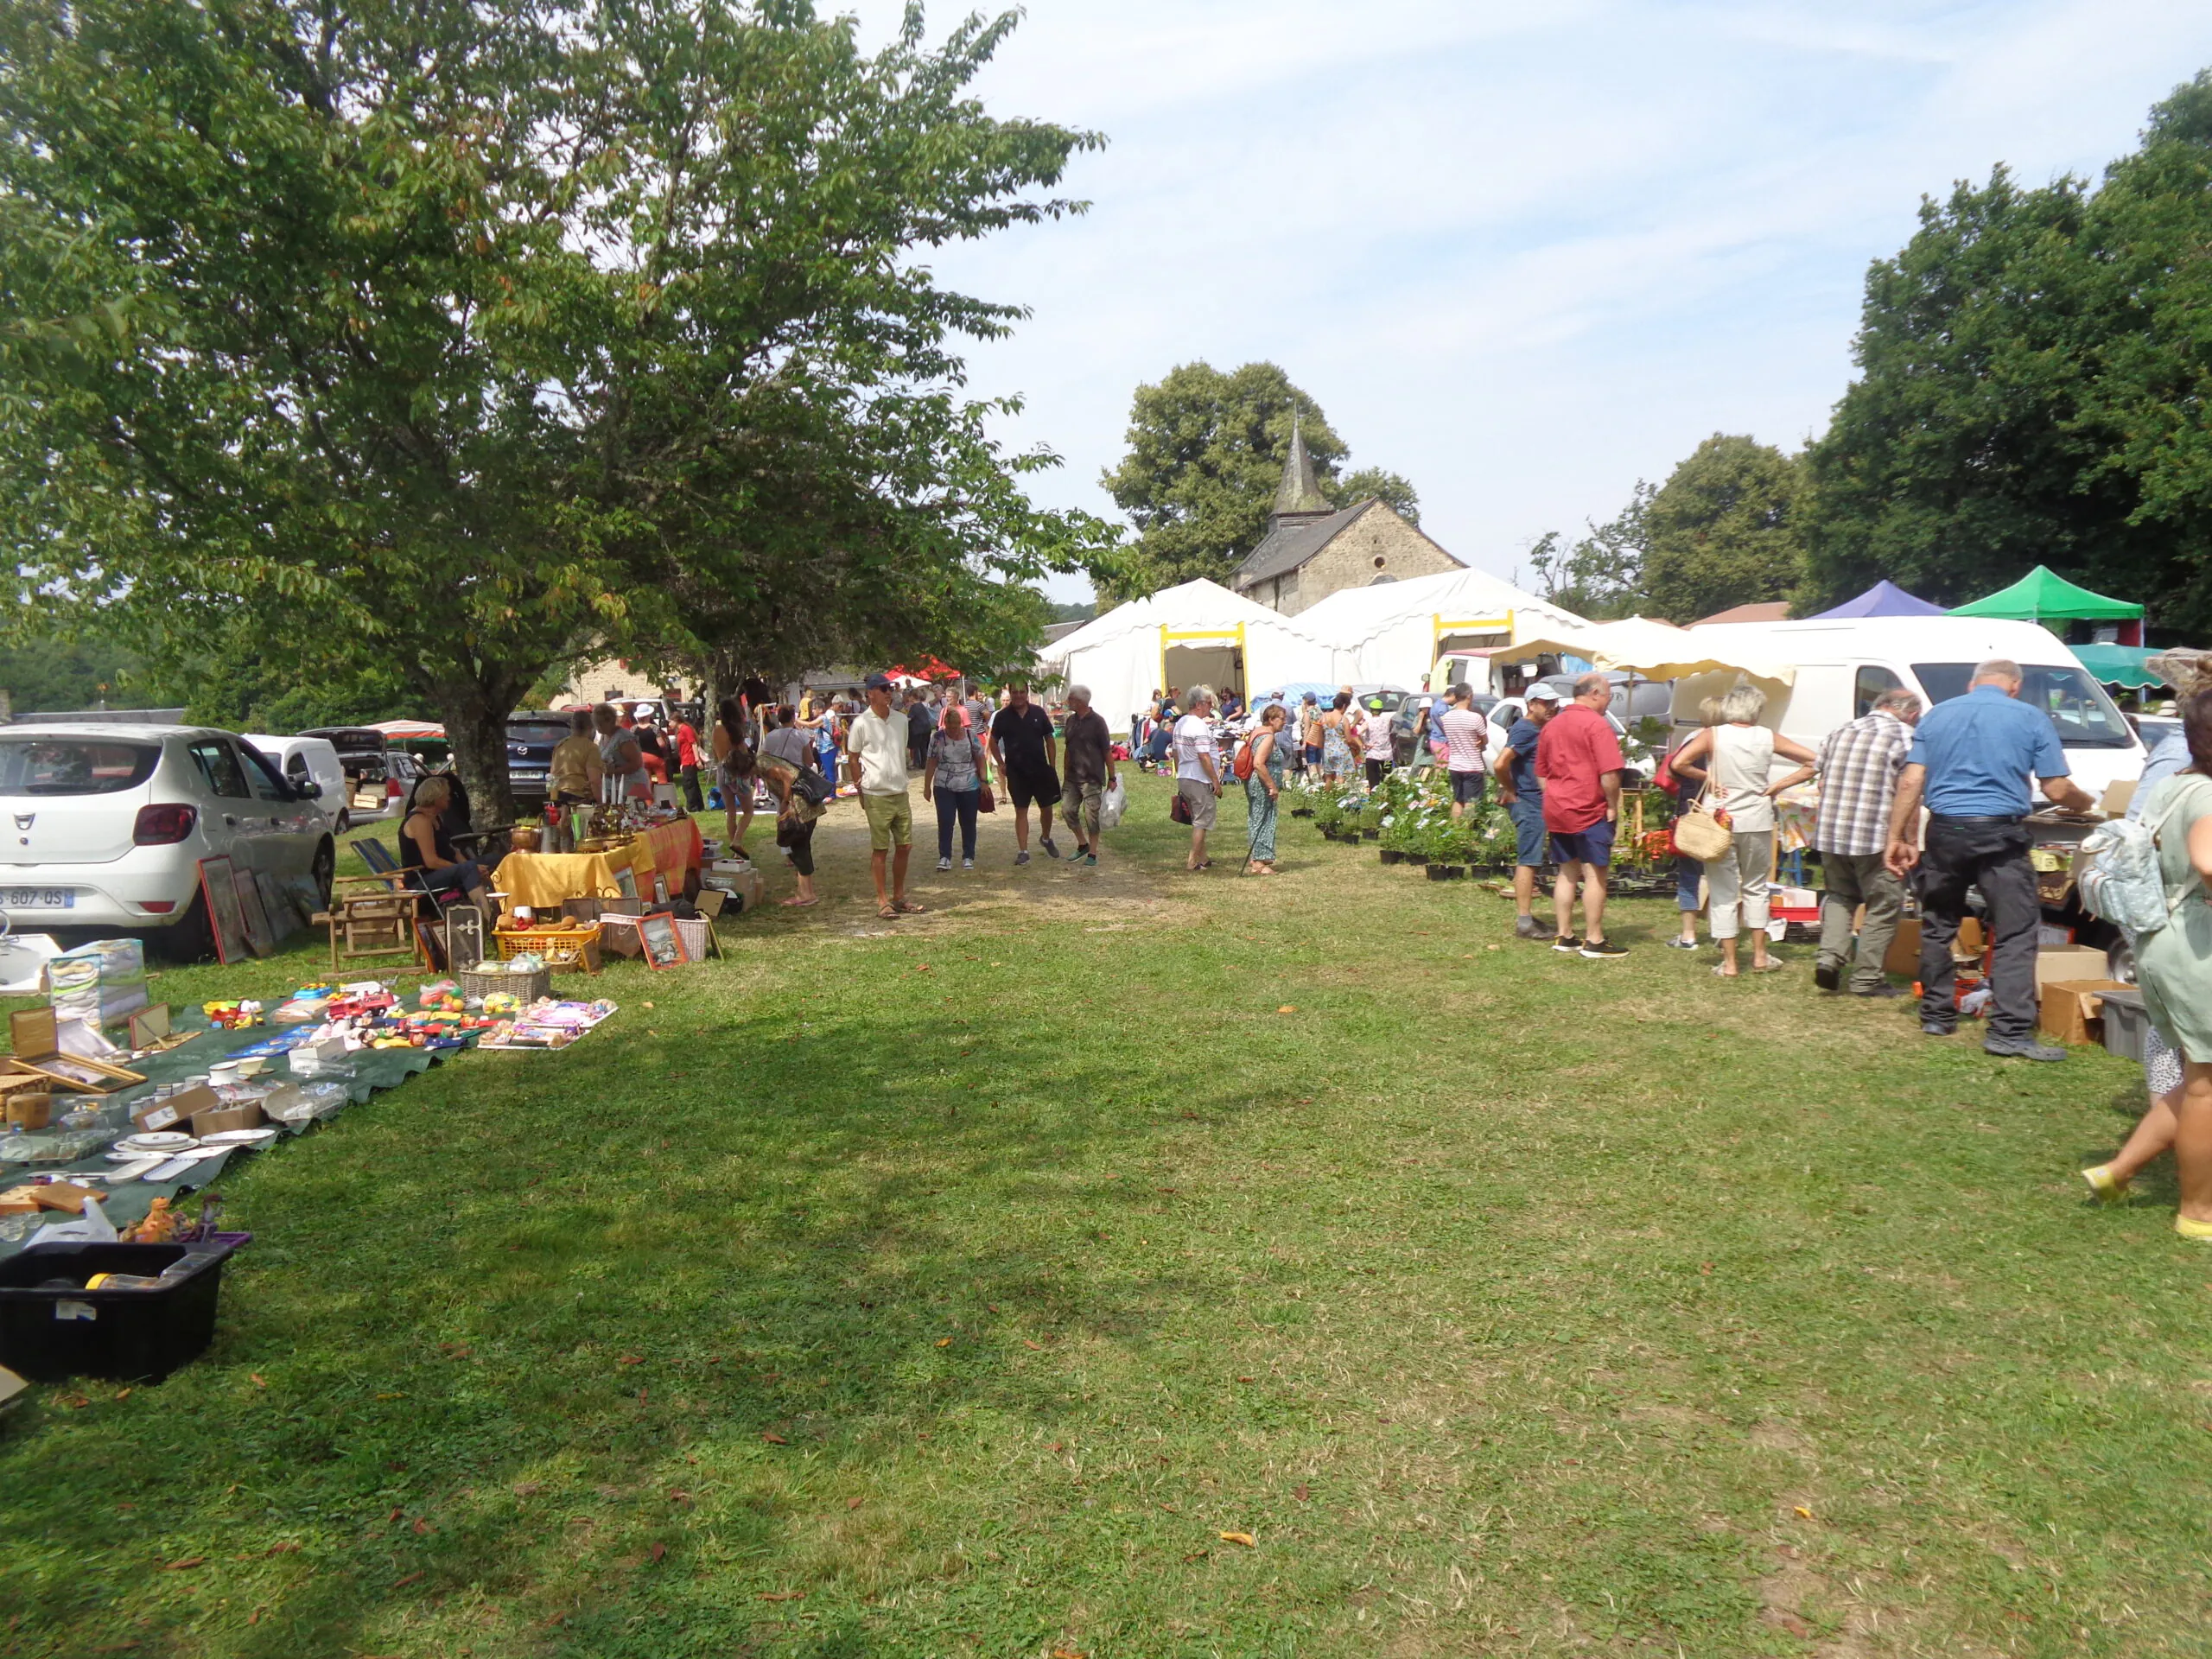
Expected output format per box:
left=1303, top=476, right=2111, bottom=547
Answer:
left=613, top=867, right=639, bottom=900
left=198, top=856, right=251, bottom=965
left=637, top=912, right=689, bottom=970
left=232, top=866, right=275, bottom=958
left=257, top=868, right=302, bottom=944
left=415, top=918, right=446, bottom=971
left=3, top=1007, right=144, bottom=1093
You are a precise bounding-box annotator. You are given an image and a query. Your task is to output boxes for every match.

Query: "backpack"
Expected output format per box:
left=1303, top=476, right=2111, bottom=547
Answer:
left=1232, top=735, right=1256, bottom=782
left=2079, top=776, right=2207, bottom=934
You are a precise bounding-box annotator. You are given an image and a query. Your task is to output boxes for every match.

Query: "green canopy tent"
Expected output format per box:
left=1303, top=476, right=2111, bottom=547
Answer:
left=1950, top=565, right=2143, bottom=645
left=2070, top=643, right=2165, bottom=690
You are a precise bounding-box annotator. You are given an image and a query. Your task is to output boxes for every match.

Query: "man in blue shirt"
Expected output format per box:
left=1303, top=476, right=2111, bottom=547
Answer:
left=1494, top=685, right=1560, bottom=940
left=1885, top=658, right=2094, bottom=1059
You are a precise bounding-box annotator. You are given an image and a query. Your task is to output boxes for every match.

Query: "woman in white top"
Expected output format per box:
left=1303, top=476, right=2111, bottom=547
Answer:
left=1173, top=685, right=1223, bottom=871
left=1669, top=682, right=1818, bottom=977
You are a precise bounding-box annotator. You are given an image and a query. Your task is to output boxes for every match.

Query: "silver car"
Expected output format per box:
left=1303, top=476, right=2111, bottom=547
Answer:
left=0, top=725, right=336, bottom=957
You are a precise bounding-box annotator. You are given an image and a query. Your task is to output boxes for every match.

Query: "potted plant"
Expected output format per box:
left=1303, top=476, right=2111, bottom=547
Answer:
left=1422, top=813, right=1471, bottom=880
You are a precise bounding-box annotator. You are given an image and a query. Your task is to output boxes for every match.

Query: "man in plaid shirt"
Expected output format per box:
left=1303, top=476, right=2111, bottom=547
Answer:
left=1811, top=688, right=1923, bottom=995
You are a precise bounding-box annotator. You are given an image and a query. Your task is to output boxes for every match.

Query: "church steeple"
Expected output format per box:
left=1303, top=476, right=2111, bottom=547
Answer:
left=1270, top=410, right=1332, bottom=524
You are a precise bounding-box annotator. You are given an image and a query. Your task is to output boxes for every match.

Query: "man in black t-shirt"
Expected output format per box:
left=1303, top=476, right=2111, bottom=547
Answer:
left=905, top=690, right=935, bottom=769
left=988, top=685, right=1061, bottom=863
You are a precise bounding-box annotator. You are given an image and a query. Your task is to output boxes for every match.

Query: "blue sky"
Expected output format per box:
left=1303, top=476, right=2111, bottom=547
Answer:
left=844, top=1, right=2212, bottom=603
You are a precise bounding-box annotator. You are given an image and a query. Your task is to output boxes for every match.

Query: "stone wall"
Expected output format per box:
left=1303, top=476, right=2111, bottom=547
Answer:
left=1266, top=504, right=1459, bottom=616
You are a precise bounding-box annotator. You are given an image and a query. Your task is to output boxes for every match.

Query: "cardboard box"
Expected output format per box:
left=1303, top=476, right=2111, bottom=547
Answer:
left=1883, top=916, right=1990, bottom=976
left=3, top=1007, right=145, bottom=1094
left=2035, top=945, right=2110, bottom=990
left=133, top=1083, right=217, bottom=1135
left=190, top=1101, right=266, bottom=1137
left=2039, top=979, right=2128, bottom=1046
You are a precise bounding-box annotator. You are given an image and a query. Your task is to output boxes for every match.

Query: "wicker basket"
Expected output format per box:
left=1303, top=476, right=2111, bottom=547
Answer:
left=494, top=923, right=601, bottom=975
left=461, top=963, right=551, bottom=1002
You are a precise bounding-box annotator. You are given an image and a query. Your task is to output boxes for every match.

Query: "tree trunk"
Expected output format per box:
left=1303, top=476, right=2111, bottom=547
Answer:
left=437, top=683, right=521, bottom=832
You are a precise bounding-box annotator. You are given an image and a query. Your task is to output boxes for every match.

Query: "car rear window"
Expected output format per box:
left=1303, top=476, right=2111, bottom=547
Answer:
left=0, top=739, right=161, bottom=796
left=507, top=721, right=572, bottom=746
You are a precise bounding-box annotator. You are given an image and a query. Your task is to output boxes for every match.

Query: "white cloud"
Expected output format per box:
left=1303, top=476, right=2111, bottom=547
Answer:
left=840, top=0, right=2212, bottom=599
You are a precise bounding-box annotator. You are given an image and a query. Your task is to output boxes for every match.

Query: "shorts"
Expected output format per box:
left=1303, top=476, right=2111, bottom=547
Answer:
left=1508, top=797, right=1548, bottom=867
left=861, top=789, right=913, bottom=851
left=1178, top=777, right=1218, bottom=830
left=1301, top=744, right=1322, bottom=767
left=1450, top=770, right=1488, bottom=806
left=1550, top=819, right=1616, bottom=869
left=1007, top=766, right=1061, bottom=813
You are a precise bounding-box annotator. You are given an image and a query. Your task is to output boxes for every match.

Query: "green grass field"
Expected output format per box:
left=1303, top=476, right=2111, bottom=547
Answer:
left=1, top=776, right=2205, bottom=1657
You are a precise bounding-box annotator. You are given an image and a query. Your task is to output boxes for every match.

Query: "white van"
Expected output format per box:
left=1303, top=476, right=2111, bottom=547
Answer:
left=245, top=734, right=350, bottom=832
left=1679, top=616, right=2145, bottom=801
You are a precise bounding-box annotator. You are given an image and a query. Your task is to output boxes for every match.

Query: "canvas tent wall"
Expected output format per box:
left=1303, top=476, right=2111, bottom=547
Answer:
left=1037, top=580, right=1333, bottom=721
left=1291, top=567, right=1590, bottom=689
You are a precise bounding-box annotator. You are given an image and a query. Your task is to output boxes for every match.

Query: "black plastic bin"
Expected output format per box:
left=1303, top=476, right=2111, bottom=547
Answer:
left=0, top=1235, right=246, bottom=1384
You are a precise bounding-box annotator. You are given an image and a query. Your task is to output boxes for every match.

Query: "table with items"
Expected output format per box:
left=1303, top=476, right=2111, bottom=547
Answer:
left=492, top=810, right=705, bottom=912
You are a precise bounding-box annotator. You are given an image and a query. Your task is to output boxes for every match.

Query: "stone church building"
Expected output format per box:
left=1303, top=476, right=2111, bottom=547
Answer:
left=1231, top=425, right=1460, bottom=615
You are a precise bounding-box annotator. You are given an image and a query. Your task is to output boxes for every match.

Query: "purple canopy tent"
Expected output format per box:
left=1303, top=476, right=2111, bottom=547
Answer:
left=1806, top=580, right=1947, bottom=620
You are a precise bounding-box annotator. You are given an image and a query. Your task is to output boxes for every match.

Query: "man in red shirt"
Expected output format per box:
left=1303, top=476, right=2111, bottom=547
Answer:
left=672, top=711, right=704, bottom=811
left=1535, top=671, right=1628, bottom=958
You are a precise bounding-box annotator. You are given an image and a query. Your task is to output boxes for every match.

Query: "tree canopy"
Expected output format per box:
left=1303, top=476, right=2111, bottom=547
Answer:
left=0, top=0, right=1101, bottom=821
left=1641, top=435, right=1808, bottom=622
left=1097, top=362, right=1418, bottom=598
left=1803, top=72, right=2212, bottom=635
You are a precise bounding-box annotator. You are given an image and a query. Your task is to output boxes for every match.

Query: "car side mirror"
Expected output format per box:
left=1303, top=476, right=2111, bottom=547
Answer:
left=301, top=780, right=323, bottom=799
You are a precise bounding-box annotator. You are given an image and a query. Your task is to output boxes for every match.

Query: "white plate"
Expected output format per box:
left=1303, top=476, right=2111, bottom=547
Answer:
left=118, top=1131, right=194, bottom=1150
left=103, top=1156, right=168, bottom=1184
left=200, top=1128, right=277, bottom=1147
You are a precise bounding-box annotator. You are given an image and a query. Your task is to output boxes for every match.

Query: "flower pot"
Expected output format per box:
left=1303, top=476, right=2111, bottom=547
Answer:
left=1425, top=863, right=1465, bottom=881
left=1360, top=828, right=1379, bottom=841
left=1379, top=848, right=1405, bottom=865
left=1290, top=808, right=1313, bottom=818
left=1405, top=854, right=1429, bottom=867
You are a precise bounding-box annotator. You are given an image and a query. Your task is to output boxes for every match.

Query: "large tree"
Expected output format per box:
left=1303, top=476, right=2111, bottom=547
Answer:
left=1527, top=481, right=1653, bottom=621
left=0, top=0, right=1098, bottom=823
left=1803, top=72, right=2212, bottom=633
left=1640, top=435, right=1808, bottom=622
left=1097, top=362, right=1419, bottom=599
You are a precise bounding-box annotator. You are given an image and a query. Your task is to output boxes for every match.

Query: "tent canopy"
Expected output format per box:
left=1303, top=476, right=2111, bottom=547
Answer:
left=1807, top=579, right=1947, bottom=620
left=1290, top=565, right=1589, bottom=687
left=1950, top=565, right=2141, bottom=622
left=1037, top=579, right=1332, bottom=721
left=2071, top=644, right=2165, bottom=690
left=1510, top=616, right=1799, bottom=689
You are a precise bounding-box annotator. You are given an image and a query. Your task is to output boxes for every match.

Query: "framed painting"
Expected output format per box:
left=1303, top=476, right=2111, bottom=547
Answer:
left=232, top=867, right=275, bottom=958
left=257, top=868, right=302, bottom=944
left=637, top=912, right=689, bottom=970
left=198, top=856, right=251, bottom=965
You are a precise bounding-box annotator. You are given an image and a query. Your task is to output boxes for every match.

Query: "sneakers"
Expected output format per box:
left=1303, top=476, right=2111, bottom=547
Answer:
left=1663, top=937, right=1698, bottom=950
left=1514, top=914, right=1542, bottom=939
left=1079, top=853, right=1097, bottom=868
left=1853, top=983, right=1903, bottom=999
left=962, top=856, right=975, bottom=870
left=1921, top=1020, right=1956, bottom=1037
left=1985, top=1039, right=2066, bottom=1062
left=936, top=856, right=951, bottom=872
left=1040, top=836, right=1062, bottom=860
left=1552, top=934, right=1582, bottom=954
left=1015, top=850, right=1030, bottom=866
left=1814, top=963, right=1841, bottom=992
left=1580, top=939, right=1630, bottom=959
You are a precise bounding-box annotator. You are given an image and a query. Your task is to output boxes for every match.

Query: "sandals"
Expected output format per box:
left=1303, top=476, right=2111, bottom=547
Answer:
left=877, top=903, right=899, bottom=919
left=893, top=899, right=928, bottom=915
left=780, top=895, right=818, bottom=908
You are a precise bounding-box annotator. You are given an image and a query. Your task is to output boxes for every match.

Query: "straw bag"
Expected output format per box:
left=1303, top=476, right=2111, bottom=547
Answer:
left=1671, top=785, right=1733, bottom=862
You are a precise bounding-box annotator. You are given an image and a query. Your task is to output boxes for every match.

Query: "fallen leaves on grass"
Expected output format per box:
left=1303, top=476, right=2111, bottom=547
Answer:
left=266, top=1541, right=302, bottom=1554
left=619, top=1355, right=645, bottom=1366
left=411, top=1518, right=430, bottom=1535
left=162, top=1557, right=204, bottom=1571
left=1295, top=1484, right=1310, bottom=1503
left=512, top=1482, right=542, bottom=1498
left=1219, top=1531, right=1256, bottom=1548
left=847, top=1497, right=863, bottom=1510
left=392, top=1571, right=424, bottom=1590
left=1276, top=1004, right=1297, bottom=1014
left=650, top=1542, right=666, bottom=1563
left=760, top=1431, right=787, bottom=1445
left=1022, top=1340, right=1044, bottom=1351
left=935, top=1337, right=952, bottom=1347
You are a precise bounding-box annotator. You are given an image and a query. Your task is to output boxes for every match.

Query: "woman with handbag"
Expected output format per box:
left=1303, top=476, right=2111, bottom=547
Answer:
left=1656, top=698, right=1725, bottom=950
left=1666, top=683, right=1817, bottom=977
left=924, top=704, right=988, bottom=871
left=758, top=704, right=824, bottom=906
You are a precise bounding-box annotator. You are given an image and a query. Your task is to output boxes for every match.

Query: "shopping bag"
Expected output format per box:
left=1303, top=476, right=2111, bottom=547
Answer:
left=1099, top=775, right=1127, bottom=830
left=1169, top=789, right=1193, bottom=826
left=1669, top=786, right=1732, bottom=861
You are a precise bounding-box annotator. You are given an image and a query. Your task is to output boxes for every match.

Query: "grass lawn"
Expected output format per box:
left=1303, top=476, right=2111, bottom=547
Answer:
left=1, top=774, right=2207, bottom=1657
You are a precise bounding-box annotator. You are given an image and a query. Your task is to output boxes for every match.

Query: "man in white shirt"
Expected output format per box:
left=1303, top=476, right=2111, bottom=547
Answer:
left=1174, top=685, right=1224, bottom=872
left=846, top=671, right=925, bottom=918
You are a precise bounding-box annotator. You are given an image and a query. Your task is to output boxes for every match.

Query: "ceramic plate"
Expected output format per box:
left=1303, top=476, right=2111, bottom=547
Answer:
left=119, top=1131, right=194, bottom=1150
left=201, top=1128, right=278, bottom=1147
left=103, top=1156, right=168, bottom=1184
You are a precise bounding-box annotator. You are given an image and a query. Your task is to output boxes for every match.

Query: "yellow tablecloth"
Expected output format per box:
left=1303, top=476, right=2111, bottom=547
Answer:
left=492, top=817, right=704, bottom=910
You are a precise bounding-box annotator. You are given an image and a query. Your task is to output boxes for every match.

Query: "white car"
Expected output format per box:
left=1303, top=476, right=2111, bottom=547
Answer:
left=0, top=725, right=336, bottom=957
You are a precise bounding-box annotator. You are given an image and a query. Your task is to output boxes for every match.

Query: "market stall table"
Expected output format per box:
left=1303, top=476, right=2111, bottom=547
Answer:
left=492, top=816, right=705, bottom=911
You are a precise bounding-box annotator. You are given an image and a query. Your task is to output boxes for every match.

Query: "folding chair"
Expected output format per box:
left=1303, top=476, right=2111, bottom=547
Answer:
left=355, top=836, right=448, bottom=921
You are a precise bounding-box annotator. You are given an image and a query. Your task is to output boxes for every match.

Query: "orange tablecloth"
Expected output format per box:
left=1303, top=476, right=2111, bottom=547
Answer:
left=492, top=817, right=705, bottom=910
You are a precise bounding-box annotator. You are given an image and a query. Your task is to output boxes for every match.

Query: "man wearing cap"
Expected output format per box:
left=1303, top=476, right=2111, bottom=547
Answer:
left=1885, top=658, right=2093, bottom=1058
left=1494, top=685, right=1560, bottom=939
left=847, top=672, right=925, bottom=918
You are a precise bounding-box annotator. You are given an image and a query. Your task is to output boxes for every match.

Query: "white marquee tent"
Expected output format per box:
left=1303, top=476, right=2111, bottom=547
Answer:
left=1038, top=580, right=1332, bottom=721
left=1292, top=567, right=1591, bottom=689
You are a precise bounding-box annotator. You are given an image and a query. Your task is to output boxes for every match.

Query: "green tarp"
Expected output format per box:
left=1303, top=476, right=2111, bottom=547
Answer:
left=1952, top=565, right=2143, bottom=623
left=2071, top=644, right=2167, bottom=689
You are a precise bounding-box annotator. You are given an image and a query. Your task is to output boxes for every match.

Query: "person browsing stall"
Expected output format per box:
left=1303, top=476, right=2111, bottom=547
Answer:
left=1884, top=658, right=2094, bottom=1059
left=1058, top=685, right=1116, bottom=869
left=848, top=671, right=925, bottom=919
left=1805, top=687, right=1922, bottom=996
left=989, top=684, right=1063, bottom=864
left=1494, top=684, right=1559, bottom=940
left=549, top=711, right=603, bottom=847
left=1535, top=672, right=1628, bottom=958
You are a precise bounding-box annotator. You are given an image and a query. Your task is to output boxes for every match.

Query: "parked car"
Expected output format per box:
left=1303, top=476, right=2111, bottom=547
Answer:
left=0, top=726, right=336, bottom=957
left=505, top=710, right=575, bottom=809
left=245, top=734, right=350, bottom=832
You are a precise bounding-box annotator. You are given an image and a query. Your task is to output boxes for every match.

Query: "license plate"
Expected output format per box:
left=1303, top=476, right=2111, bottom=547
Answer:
left=0, top=888, right=73, bottom=909
left=512, top=770, right=547, bottom=780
